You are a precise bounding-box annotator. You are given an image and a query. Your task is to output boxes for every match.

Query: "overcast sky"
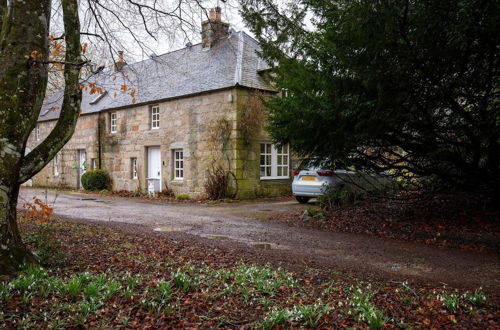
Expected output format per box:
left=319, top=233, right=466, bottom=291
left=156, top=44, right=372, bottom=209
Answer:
left=63, top=0, right=252, bottom=66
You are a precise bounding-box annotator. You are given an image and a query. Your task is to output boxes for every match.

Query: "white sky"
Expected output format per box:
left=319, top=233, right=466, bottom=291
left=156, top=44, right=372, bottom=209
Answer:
left=74, top=0, right=251, bottom=65
left=51, top=1, right=306, bottom=67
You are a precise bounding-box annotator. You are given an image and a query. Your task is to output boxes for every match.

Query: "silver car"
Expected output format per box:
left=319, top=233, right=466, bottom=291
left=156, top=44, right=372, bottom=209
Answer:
left=292, top=167, right=354, bottom=203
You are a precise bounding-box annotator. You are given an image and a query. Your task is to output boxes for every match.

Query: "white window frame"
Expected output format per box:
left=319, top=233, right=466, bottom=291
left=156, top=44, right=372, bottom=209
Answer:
left=53, top=154, right=60, bottom=177
left=91, top=158, right=97, bottom=170
left=110, top=112, right=117, bottom=133
left=173, top=149, right=184, bottom=180
left=35, top=124, right=40, bottom=141
left=131, top=157, right=138, bottom=179
left=151, top=106, right=160, bottom=129
left=260, top=142, right=289, bottom=180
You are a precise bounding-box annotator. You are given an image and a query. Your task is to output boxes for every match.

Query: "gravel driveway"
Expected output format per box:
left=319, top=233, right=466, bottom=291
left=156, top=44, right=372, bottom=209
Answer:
left=19, top=188, right=500, bottom=292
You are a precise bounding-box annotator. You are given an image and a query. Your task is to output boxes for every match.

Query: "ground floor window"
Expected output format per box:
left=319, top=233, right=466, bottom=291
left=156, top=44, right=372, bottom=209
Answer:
left=173, top=149, right=184, bottom=180
left=91, top=158, right=97, bottom=170
left=131, top=157, right=138, bottom=179
left=260, top=143, right=289, bottom=179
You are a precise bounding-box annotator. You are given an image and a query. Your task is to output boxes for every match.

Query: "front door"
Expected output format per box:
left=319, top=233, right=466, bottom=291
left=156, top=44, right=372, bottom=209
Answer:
left=148, top=147, right=161, bottom=191
left=78, top=149, right=86, bottom=189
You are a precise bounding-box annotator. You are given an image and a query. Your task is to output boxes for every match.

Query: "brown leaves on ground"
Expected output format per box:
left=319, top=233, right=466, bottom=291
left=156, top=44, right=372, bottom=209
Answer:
left=0, top=219, right=497, bottom=329
left=269, top=194, right=499, bottom=252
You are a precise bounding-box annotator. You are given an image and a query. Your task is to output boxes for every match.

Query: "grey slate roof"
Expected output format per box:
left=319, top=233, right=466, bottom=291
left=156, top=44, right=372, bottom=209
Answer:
left=39, top=31, right=274, bottom=122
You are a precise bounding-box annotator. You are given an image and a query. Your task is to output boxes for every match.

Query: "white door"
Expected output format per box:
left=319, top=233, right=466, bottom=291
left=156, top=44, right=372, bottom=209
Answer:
left=148, top=146, right=161, bottom=184
left=78, top=150, right=87, bottom=189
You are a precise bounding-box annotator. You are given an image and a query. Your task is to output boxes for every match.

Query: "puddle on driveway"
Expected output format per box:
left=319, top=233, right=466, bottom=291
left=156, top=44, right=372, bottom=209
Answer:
left=154, top=227, right=179, bottom=232
left=206, top=235, right=230, bottom=240
left=253, top=243, right=273, bottom=250
left=384, top=262, right=432, bottom=276
left=201, top=235, right=276, bottom=250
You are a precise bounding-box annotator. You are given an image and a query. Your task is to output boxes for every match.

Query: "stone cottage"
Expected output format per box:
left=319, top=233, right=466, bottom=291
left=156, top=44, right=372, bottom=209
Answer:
left=27, top=8, right=292, bottom=198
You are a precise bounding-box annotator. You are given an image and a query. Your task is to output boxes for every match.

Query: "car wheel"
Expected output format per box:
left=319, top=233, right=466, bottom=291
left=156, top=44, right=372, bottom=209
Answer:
left=295, top=196, right=310, bottom=204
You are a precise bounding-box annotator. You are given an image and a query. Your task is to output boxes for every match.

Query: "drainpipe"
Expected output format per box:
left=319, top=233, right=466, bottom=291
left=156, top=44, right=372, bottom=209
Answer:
left=97, top=112, right=102, bottom=169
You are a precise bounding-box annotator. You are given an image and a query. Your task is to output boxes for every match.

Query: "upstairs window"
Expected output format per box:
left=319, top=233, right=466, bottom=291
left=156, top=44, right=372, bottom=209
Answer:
left=173, top=149, right=184, bottom=180
left=53, top=154, right=60, bottom=177
left=151, top=106, right=160, bottom=129
left=35, top=124, right=40, bottom=141
left=260, top=143, right=289, bottom=179
left=110, top=112, right=117, bottom=133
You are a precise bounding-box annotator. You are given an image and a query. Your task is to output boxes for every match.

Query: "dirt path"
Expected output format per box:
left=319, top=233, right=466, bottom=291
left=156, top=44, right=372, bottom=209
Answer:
left=19, top=188, right=500, bottom=292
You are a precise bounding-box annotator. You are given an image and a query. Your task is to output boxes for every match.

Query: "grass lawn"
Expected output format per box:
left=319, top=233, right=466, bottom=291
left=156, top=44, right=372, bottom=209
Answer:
left=0, top=219, right=498, bottom=329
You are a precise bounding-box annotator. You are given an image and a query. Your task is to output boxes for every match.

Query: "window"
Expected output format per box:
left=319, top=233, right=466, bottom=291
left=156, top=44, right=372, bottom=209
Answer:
left=131, top=157, right=138, bottom=179
left=260, top=143, right=272, bottom=177
left=260, top=143, right=289, bottom=179
left=35, top=124, right=40, bottom=141
left=53, top=154, right=60, bottom=176
left=151, top=106, right=160, bottom=129
left=110, top=112, right=117, bottom=133
left=276, top=144, right=289, bottom=177
left=91, top=158, right=97, bottom=170
left=173, top=149, right=184, bottom=180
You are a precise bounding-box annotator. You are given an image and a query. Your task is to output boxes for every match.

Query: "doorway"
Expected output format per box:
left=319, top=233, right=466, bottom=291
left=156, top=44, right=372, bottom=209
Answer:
left=78, top=149, right=86, bottom=189
left=147, top=147, right=161, bottom=192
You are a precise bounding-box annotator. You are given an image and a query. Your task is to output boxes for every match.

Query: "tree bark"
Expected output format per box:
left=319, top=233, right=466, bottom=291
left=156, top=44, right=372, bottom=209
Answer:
left=0, top=0, right=82, bottom=274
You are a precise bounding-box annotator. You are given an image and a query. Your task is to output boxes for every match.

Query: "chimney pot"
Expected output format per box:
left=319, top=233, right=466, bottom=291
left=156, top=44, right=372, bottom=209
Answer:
left=215, top=6, right=222, bottom=20
left=115, top=50, right=127, bottom=71
left=209, top=8, right=216, bottom=20
left=201, top=7, right=229, bottom=49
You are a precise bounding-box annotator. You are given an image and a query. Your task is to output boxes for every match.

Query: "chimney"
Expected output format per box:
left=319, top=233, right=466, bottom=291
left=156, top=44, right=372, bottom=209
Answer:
left=115, top=50, right=127, bottom=71
left=201, top=7, right=229, bottom=49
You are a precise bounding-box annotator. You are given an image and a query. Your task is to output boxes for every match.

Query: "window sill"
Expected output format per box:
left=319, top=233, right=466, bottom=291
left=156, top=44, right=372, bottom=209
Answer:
left=260, top=177, right=289, bottom=180
left=151, top=127, right=160, bottom=130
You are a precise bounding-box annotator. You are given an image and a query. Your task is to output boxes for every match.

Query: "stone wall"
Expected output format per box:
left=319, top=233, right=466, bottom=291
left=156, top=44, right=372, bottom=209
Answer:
left=27, top=88, right=292, bottom=198
left=233, top=88, right=293, bottom=199
left=98, top=89, right=237, bottom=196
left=28, top=114, right=99, bottom=189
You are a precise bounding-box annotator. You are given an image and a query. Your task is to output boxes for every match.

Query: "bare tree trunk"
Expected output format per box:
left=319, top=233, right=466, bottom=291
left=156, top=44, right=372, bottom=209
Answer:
left=0, top=0, right=82, bottom=274
left=0, top=182, right=38, bottom=273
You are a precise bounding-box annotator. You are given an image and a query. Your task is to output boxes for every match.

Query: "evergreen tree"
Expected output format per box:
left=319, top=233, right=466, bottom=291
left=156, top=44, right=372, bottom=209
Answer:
left=241, top=0, right=500, bottom=200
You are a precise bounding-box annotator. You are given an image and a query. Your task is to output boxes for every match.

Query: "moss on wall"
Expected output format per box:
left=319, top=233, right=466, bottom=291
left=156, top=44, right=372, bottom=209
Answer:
left=233, top=88, right=291, bottom=199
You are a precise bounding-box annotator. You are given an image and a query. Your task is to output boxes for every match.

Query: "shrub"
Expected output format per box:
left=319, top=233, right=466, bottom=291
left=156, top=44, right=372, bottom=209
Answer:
left=158, top=184, right=174, bottom=198
left=318, top=183, right=366, bottom=211
left=204, top=164, right=237, bottom=200
left=175, top=194, right=190, bottom=200
left=81, top=170, right=111, bottom=191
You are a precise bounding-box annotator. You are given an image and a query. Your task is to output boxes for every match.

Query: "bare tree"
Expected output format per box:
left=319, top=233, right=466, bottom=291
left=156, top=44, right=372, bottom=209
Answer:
left=0, top=0, right=232, bottom=274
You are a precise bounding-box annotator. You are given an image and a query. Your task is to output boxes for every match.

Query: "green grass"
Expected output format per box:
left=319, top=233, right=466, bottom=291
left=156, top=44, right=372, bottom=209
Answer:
left=6, top=220, right=495, bottom=329
left=465, top=289, right=487, bottom=306
left=260, top=303, right=331, bottom=328
left=175, top=193, right=190, bottom=200
left=349, top=287, right=387, bottom=330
